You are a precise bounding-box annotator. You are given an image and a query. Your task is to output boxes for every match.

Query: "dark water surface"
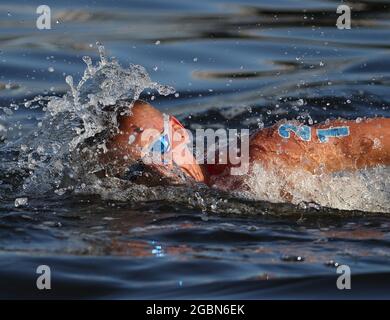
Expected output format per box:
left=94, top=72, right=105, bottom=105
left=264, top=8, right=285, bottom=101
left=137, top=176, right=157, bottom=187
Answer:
left=0, top=0, right=390, bottom=299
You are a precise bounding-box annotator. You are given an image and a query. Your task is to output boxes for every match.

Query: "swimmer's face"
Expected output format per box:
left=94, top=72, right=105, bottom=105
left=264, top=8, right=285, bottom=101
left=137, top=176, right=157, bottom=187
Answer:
left=102, top=100, right=206, bottom=183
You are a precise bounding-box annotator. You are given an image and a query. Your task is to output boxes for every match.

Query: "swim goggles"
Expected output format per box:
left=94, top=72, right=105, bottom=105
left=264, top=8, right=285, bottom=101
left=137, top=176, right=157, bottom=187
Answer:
left=142, top=114, right=186, bottom=162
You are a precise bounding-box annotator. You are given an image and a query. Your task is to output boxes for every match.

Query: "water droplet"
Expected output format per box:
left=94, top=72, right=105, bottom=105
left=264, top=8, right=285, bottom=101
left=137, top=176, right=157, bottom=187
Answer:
left=96, top=41, right=108, bottom=64
left=281, top=255, right=304, bottom=262
left=128, top=134, right=136, bottom=145
left=15, top=197, right=28, bottom=207
left=201, top=214, right=208, bottom=221
left=65, top=75, right=73, bottom=87
left=2, top=107, right=13, bottom=116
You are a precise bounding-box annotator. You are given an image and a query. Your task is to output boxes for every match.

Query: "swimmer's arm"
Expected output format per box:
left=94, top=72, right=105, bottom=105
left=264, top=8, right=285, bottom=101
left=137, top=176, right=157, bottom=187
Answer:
left=249, top=118, right=390, bottom=173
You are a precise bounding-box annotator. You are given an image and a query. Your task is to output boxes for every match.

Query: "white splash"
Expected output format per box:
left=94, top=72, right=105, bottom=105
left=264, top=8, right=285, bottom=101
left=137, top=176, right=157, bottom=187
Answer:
left=12, top=43, right=175, bottom=194
left=212, top=162, right=390, bottom=213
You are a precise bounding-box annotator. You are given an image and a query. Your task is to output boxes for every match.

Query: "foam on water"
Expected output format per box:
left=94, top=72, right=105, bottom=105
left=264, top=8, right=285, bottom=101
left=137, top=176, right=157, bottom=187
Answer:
left=211, top=163, right=390, bottom=213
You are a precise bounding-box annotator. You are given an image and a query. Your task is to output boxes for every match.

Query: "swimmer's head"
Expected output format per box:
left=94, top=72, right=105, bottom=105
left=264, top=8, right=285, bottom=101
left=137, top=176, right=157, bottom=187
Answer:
left=102, top=100, right=206, bottom=184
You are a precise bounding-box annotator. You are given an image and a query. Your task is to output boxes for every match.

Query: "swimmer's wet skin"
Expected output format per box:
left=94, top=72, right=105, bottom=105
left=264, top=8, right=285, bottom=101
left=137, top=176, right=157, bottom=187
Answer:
left=249, top=118, right=390, bottom=174
left=102, top=100, right=390, bottom=188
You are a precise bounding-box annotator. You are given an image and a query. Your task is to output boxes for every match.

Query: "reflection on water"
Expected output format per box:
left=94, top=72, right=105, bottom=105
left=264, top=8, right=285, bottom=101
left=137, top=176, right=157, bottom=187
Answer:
left=0, top=0, right=390, bottom=298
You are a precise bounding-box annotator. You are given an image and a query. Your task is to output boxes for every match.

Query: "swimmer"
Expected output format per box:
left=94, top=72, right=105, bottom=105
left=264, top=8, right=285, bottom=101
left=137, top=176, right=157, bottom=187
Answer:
left=100, top=100, right=390, bottom=190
